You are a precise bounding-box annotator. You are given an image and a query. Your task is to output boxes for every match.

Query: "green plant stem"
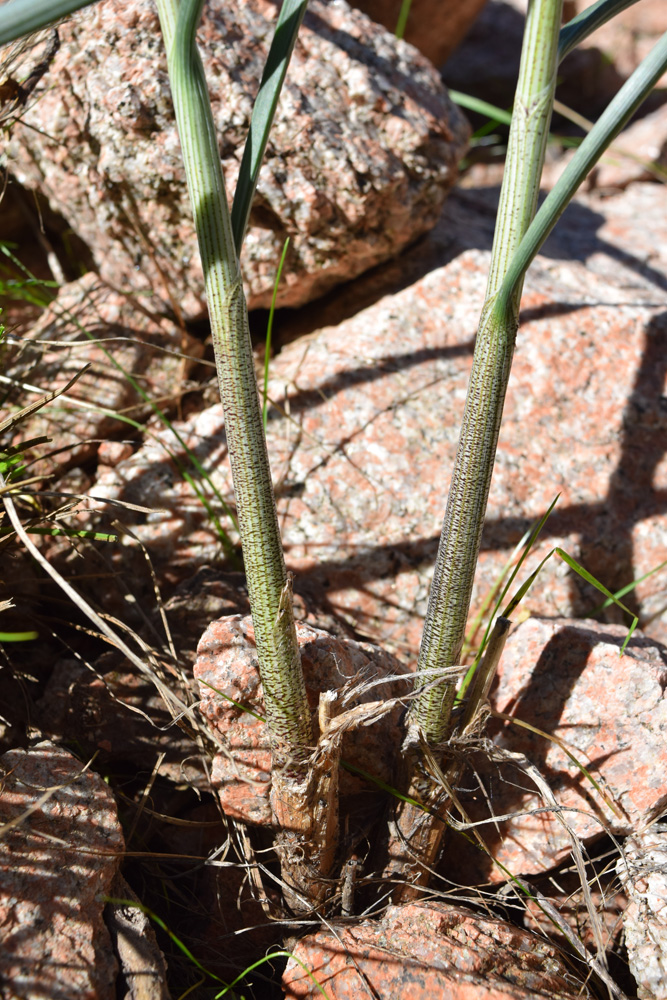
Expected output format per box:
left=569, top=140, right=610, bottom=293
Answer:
left=155, top=0, right=312, bottom=762
left=410, top=0, right=563, bottom=745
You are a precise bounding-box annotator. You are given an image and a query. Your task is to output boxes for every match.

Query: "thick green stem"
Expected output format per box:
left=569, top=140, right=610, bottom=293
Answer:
left=156, top=0, right=312, bottom=762
left=410, top=0, right=563, bottom=745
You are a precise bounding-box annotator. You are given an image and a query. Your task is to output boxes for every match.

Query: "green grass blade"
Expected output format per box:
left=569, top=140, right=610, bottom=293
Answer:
left=214, top=951, right=333, bottom=1000
left=502, top=548, right=556, bottom=619
left=457, top=496, right=559, bottom=704
left=395, top=0, right=414, bottom=40
left=230, top=0, right=308, bottom=255
left=491, top=709, right=622, bottom=817
left=559, top=0, right=642, bottom=62
left=0, top=0, right=97, bottom=44
left=263, top=236, right=290, bottom=430
left=0, top=526, right=118, bottom=541
left=0, top=630, right=39, bottom=641
left=555, top=547, right=638, bottom=652
left=101, top=897, right=229, bottom=987
left=448, top=90, right=513, bottom=127
left=592, top=557, right=667, bottom=612
left=493, top=496, right=559, bottom=621
left=497, top=30, right=667, bottom=316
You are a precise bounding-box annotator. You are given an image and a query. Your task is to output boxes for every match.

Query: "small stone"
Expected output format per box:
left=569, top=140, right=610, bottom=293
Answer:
left=353, top=0, right=489, bottom=67
left=0, top=742, right=125, bottom=1000
left=283, top=900, right=593, bottom=999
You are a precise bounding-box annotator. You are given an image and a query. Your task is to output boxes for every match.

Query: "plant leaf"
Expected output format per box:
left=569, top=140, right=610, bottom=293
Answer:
left=497, top=29, right=667, bottom=314
left=230, top=0, right=308, bottom=254
left=0, top=0, right=98, bottom=45
left=559, top=0, right=643, bottom=62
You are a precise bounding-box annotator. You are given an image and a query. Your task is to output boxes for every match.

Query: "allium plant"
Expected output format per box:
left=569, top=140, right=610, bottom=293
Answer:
left=1, top=0, right=665, bottom=910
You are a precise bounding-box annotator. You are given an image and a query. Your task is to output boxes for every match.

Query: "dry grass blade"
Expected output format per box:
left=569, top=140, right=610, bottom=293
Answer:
left=0, top=470, right=194, bottom=727
left=509, top=875, right=630, bottom=1000
left=490, top=709, right=622, bottom=819
left=494, top=745, right=616, bottom=986
left=0, top=363, right=91, bottom=435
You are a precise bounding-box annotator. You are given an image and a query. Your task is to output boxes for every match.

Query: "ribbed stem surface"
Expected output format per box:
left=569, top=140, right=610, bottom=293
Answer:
left=411, top=0, right=563, bottom=744
left=157, top=0, right=312, bottom=760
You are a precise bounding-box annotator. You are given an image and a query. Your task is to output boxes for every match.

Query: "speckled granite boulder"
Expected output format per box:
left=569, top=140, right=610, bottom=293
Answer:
left=6, top=0, right=469, bottom=319
left=451, top=618, right=667, bottom=883
left=0, top=742, right=125, bottom=1000
left=194, top=614, right=408, bottom=825
left=283, top=900, right=593, bottom=999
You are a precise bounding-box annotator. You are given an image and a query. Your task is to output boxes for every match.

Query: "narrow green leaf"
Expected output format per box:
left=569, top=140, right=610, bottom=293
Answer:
left=448, top=90, right=513, bottom=127
left=457, top=499, right=559, bottom=705
left=101, top=897, right=228, bottom=985
left=0, top=630, right=39, bottom=641
left=395, top=0, right=414, bottom=40
left=263, top=236, right=290, bottom=430
left=483, top=496, right=560, bottom=652
left=559, top=0, right=643, bottom=62
left=0, top=526, right=118, bottom=541
left=501, top=548, right=555, bottom=619
left=555, top=547, right=638, bottom=652
left=592, top=557, right=667, bottom=612
left=230, top=0, right=308, bottom=254
left=0, top=0, right=97, bottom=45
left=498, top=30, right=667, bottom=315
left=214, top=952, right=333, bottom=1000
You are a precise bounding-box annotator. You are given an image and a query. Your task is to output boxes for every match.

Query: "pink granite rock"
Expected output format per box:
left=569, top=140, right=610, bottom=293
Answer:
left=451, top=617, right=667, bottom=883
left=5, top=272, right=200, bottom=473
left=354, top=0, right=488, bottom=67
left=7, top=0, right=468, bottom=320
left=194, top=615, right=408, bottom=825
left=94, top=401, right=235, bottom=572
left=617, top=825, right=667, bottom=1000
left=0, top=742, right=125, bottom=1000
left=283, top=900, right=593, bottom=999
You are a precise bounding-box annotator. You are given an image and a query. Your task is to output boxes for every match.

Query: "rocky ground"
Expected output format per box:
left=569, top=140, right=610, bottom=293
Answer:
left=1, top=1, right=667, bottom=998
